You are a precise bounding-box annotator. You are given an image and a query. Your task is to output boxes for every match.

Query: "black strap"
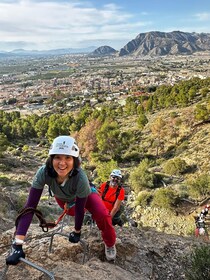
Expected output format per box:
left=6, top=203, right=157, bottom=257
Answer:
left=101, top=181, right=121, bottom=205
left=101, top=181, right=110, bottom=201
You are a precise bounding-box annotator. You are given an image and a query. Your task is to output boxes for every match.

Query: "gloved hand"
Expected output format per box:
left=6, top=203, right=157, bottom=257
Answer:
left=69, top=231, right=81, bottom=243
left=6, top=244, right=25, bottom=265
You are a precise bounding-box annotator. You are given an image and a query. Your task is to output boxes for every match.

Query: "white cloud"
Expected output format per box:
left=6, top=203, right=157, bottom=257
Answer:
left=195, top=12, right=210, bottom=21
left=0, top=1, right=209, bottom=51
left=0, top=0, right=145, bottom=50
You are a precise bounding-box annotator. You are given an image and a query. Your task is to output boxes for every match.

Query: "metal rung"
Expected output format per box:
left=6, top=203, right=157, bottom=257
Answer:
left=48, top=232, right=88, bottom=264
left=0, top=258, right=54, bottom=280
left=59, top=215, right=71, bottom=232
left=80, top=239, right=89, bottom=264
left=0, top=265, right=8, bottom=280
left=49, top=232, right=69, bottom=253
left=19, top=258, right=55, bottom=279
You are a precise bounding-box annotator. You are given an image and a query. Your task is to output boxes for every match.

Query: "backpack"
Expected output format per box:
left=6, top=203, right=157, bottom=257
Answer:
left=101, top=181, right=122, bottom=205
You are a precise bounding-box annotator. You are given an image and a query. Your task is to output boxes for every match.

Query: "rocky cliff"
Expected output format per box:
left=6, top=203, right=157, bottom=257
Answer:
left=119, top=31, right=210, bottom=56
left=0, top=222, right=205, bottom=280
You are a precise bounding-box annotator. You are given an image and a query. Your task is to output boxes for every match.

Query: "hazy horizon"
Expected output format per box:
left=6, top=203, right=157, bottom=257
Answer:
left=0, top=0, right=210, bottom=52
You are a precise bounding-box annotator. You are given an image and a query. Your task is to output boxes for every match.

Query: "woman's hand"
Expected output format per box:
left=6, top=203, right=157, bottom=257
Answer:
left=6, top=244, right=25, bottom=265
left=69, top=231, right=81, bottom=243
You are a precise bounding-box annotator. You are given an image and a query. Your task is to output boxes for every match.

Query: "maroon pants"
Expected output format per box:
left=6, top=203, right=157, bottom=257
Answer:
left=55, top=193, right=116, bottom=247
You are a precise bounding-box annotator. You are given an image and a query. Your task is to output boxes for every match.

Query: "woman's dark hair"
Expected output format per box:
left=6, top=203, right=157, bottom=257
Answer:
left=46, top=155, right=80, bottom=178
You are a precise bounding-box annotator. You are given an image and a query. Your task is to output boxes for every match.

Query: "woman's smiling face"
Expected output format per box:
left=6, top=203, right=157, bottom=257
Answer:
left=53, top=154, right=74, bottom=181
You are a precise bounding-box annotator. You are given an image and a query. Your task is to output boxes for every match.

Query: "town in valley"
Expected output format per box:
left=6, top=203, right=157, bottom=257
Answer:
left=0, top=51, right=210, bottom=114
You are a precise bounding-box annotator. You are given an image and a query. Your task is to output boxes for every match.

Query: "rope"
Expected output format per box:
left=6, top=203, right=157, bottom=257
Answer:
left=0, top=207, right=69, bottom=251
left=15, top=206, right=68, bottom=233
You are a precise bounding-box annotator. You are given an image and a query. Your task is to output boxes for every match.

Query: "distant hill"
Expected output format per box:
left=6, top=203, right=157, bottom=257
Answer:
left=90, top=45, right=117, bottom=56
left=0, top=52, right=15, bottom=58
left=0, top=46, right=97, bottom=57
left=119, top=30, right=210, bottom=56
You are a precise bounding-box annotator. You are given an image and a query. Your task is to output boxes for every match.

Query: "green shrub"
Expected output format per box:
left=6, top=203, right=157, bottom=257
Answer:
left=7, top=146, right=15, bottom=152
left=94, top=159, right=118, bottom=183
left=11, top=149, right=21, bottom=156
left=0, top=175, right=10, bottom=187
left=175, top=141, right=189, bottom=155
left=163, top=158, right=188, bottom=175
left=188, top=173, right=210, bottom=199
left=15, top=192, right=28, bottom=210
left=184, top=245, right=210, bottom=280
left=176, top=184, right=190, bottom=199
left=0, top=163, right=10, bottom=172
left=22, top=145, right=29, bottom=152
left=151, top=188, right=177, bottom=210
left=0, top=133, right=9, bottom=153
left=194, top=104, right=209, bottom=122
left=135, top=191, right=153, bottom=207
left=137, top=113, right=148, bottom=129
left=129, top=159, right=156, bottom=193
left=169, top=111, right=179, bottom=118
left=122, top=150, right=142, bottom=162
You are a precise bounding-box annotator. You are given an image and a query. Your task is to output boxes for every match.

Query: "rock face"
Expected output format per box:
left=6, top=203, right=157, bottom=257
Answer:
left=0, top=223, right=205, bottom=280
left=91, top=46, right=117, bottom=56
left=119, top=31, right=210, bottom=56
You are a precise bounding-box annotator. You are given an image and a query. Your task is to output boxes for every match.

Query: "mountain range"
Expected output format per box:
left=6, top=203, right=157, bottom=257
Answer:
left=93, top=31, right=210, bottom=57
left=118, top=30, right=210, bottom=56
left=1, top=30, right=210, bottom=57
left=0, top=46, right=97, bottom=57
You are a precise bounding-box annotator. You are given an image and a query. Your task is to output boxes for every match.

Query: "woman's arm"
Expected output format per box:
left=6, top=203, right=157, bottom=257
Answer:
left=15, top=187, right=43, bottom=240
left=74, top=196, right=88, bottom=232
left=110, top=199, right=121, bottom=218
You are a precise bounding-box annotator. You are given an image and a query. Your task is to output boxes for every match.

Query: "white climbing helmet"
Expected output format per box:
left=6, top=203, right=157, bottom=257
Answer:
left=110, top=169, right=122, bottom=178
left=49, top=136, right=79, bottom=157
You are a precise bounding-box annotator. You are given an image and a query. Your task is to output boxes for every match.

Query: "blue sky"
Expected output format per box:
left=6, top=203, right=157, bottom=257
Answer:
left=0, top=0, right=210, bottom=51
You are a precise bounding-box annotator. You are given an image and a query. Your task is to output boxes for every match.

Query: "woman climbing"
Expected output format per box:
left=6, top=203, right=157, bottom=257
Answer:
left=6, top=135, right=116, bottom=265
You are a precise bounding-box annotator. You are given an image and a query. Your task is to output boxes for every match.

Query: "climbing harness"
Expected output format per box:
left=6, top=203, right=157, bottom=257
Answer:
left=101, top=181, right=122, bottom=206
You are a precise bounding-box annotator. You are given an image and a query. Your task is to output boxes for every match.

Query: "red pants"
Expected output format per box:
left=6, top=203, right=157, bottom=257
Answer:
left=55, top=193, right=116, bottom=247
